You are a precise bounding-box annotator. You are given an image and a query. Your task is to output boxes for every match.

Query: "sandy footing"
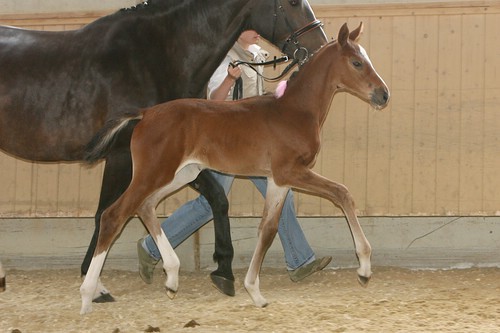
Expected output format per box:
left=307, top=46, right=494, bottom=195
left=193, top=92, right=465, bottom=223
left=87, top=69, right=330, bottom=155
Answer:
left=1, top=267, right=499, bottom=332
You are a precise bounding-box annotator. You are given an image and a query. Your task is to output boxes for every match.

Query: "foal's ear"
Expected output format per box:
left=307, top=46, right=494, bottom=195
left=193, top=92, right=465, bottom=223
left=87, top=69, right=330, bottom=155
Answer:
left=338, top=23, right=349, bottom=47
left=349, top=22, right=364, bottom=42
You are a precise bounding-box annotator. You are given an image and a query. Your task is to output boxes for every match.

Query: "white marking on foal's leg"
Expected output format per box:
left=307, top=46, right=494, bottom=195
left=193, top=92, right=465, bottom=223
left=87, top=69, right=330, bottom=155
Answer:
left=79, top=276, right=112, bottom=302
left=153, top=230, right=180, bottom=299
left=356, top=242, right=373, bottom=285
left=244, top=270, right=267, bottom=307
left=80, top=252, right=107, bottom=314
left=244, top=254, right=269, bottom=308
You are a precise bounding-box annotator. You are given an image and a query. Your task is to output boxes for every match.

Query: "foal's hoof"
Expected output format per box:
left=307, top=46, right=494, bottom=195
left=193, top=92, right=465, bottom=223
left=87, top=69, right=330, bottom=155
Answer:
left=210, top=274, right=235, bottom=297
left=166, top=287, right=177, bottom=299
left=0, top=277, right=5, bottom=292
left=93, top=292, right=116, bottom=303
left=357, top=274, right=371, bottom=287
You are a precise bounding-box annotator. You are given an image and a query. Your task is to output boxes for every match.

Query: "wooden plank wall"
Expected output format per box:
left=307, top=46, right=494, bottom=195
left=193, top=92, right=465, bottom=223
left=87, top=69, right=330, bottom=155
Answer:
left=0, top=1, right=499, bottom=218
left=310, top=1, right=500, bottom=217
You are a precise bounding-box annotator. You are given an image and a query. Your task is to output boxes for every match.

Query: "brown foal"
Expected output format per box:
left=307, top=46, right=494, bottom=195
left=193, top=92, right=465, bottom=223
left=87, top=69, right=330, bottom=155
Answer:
left=80, top=22, right=390, bottom=314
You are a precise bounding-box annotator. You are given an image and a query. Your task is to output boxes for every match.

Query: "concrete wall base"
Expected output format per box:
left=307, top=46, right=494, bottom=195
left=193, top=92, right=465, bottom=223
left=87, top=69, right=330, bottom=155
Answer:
left=1, top=216, right=498, bottom=272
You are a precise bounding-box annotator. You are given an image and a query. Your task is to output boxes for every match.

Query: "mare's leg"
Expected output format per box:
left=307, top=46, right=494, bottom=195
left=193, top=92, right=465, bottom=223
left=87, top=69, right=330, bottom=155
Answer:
left=244, top=178, right=289, bottom=307
left=0, top=261, right=5, bottom=292
left=190, top=170, right=234, bottom=289
left=286, top=169, right=372, bottom=284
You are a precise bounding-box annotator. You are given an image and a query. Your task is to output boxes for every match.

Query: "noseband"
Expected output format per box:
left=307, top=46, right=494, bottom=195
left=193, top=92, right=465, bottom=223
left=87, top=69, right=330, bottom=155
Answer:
left=272, top=0, right=324, bottom=65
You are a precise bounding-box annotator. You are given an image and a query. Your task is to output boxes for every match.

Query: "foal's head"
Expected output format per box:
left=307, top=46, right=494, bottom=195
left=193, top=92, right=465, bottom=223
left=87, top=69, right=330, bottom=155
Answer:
left=334, top=22, right=390, bottom=110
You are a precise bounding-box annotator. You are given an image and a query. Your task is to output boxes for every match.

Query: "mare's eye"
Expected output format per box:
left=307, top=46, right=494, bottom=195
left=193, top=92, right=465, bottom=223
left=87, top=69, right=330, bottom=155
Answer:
left=288, top=0, right=299, bottom=6
left=352, top=60, right=362, bottom=68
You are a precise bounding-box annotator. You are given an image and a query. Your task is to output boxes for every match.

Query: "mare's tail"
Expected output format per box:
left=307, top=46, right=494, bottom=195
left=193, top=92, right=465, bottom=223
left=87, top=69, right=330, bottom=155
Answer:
left=84, top=112, right=143, bottom=164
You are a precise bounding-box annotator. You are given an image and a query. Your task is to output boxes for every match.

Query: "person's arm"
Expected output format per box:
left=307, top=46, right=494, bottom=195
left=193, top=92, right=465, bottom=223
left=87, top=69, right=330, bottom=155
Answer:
left=209, top=65, right=241, bottom=101
left=207, top=55, right=242, bottom=101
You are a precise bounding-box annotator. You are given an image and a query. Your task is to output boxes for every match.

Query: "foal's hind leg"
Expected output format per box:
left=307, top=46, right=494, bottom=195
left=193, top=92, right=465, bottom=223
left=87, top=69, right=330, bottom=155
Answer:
left=135, top=164, right=206, bottom=298
left=80, top=198, right=137, bottom=314
left=244, top=179, right=289, bottom=307
left=81, top=127, right=135, bottom=303
left=137, top=203, right=180, bottom=299
left=190, top=170, right=234, bottom=295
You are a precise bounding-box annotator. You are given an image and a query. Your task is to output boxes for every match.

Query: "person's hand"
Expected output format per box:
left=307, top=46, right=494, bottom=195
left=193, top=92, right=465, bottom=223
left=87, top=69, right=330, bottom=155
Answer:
left=227, top=64, right=242, bottom=81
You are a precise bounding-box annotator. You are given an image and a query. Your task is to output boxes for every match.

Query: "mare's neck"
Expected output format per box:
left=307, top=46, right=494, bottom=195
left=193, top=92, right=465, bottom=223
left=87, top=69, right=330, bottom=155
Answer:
left=106, top=0, right=258, bottom=98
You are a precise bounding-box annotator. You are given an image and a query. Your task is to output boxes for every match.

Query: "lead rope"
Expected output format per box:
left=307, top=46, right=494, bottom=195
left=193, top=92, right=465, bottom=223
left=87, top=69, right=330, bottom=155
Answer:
left=232, top=77, right=243, bottom=100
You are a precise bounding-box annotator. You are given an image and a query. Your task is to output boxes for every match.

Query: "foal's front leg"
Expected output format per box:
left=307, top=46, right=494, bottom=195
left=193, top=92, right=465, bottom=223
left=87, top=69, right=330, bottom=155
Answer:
left=244, top=178, right=289, bottom=307
left=289, top=169, right=372, bottom=284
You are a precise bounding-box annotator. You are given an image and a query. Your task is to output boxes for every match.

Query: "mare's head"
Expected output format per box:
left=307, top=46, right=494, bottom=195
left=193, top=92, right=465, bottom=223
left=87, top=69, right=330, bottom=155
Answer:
left=248, top=0, right=327, bottom=63
left=332, top=22, right=390, bottom=110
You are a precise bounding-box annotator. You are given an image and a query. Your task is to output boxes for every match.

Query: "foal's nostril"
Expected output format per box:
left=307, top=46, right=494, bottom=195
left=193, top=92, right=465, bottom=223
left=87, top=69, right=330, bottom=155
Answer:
left=382, top=90, right=389, bottom=103
left=371, top=87, right=390, bottom=108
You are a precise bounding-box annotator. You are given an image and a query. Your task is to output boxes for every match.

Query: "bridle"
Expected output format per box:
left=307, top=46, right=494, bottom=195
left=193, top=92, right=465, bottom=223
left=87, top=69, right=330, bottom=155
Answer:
left=272, top=0, right=323, bottom=66
left=232, top=0, right=323, bottom=82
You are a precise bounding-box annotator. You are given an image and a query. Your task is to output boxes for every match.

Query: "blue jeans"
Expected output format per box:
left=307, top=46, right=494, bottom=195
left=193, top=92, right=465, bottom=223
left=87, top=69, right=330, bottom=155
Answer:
left=144, top=170, right=315, bottom=270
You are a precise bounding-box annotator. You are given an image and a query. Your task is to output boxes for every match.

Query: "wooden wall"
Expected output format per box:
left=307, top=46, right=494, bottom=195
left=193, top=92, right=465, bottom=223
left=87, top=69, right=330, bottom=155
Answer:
left=0, top=1, right=499, bottom=218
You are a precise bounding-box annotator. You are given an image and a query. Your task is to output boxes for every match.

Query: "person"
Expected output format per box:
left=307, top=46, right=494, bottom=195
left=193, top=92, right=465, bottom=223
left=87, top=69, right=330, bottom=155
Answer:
left=137, top=30, right=331, bottom=295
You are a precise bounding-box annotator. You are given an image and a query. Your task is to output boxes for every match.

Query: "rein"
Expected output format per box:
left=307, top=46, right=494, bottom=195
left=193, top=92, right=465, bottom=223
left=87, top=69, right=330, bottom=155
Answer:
left=230, top=56, right=298, bottom=82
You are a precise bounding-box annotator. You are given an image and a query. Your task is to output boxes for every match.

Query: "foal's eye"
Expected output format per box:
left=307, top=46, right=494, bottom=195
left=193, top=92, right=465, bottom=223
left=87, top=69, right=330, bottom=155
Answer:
left=352, top=60, right=362, bottom=68
left=288, top=0, right=299, bottom=6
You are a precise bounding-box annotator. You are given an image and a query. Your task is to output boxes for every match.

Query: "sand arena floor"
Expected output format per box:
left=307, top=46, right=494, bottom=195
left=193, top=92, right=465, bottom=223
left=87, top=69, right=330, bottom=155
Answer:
left=1, top=266, right=499, bottom=332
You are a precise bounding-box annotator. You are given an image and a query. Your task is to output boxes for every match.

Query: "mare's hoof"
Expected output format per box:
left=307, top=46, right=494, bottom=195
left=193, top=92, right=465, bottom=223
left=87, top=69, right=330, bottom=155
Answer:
left=166, top=287, right=177, bottom=299
left=210, top=274, right=235, bottom=297
left=0, top=277, right=5, bottom=292
left=357, top=274, right=371, bottom=287
left=93, top=292, right=116, bottom=303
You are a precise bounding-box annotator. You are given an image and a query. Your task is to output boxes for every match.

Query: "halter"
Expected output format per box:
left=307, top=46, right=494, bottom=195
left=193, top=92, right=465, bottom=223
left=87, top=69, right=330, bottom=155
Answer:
left=271, top=0, right=324, bottom=65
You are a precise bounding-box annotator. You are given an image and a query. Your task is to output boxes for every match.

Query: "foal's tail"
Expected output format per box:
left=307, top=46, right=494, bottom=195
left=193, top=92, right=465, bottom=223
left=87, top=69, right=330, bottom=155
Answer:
left=84, top=112, right=143, bottom=164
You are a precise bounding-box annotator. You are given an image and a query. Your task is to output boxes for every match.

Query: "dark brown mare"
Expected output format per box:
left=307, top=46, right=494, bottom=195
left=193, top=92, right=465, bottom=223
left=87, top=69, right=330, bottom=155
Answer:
left=0, top=0, right=327, bottom=297
left=81, top=22, right=389, bottom=314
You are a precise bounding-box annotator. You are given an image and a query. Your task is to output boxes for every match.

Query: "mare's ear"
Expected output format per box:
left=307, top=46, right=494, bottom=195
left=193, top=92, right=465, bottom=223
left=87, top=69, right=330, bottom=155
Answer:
left=338, top=23, right=349, bottom=47
left=349, top=22, right=364, bottom=42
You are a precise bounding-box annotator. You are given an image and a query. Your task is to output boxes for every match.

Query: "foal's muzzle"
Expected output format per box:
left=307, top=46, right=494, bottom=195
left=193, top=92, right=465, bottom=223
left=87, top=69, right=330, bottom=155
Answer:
left=371, top=86, right=390, bottom=109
